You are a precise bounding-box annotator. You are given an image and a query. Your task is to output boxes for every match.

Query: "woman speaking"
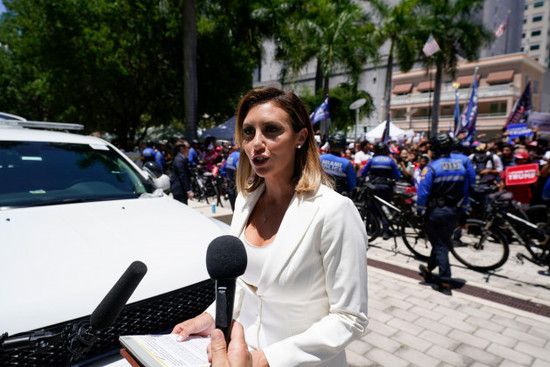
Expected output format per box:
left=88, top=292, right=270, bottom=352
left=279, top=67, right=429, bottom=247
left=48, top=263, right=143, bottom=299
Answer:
left=173, top=87, right=368, bottom=366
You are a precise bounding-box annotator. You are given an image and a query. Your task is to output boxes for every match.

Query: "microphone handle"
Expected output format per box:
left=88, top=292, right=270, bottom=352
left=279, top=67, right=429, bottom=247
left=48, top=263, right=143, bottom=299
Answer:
left=215, top=279, right=236, bottom=345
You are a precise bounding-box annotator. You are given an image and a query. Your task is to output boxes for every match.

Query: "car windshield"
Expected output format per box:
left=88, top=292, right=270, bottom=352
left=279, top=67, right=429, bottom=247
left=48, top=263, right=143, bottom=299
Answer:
left=0, top=141, right=156, bottom=208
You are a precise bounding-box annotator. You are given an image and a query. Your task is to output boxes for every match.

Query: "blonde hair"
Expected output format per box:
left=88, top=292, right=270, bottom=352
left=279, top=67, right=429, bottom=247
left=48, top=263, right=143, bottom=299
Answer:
left=234, top=87, right=331, bottom=196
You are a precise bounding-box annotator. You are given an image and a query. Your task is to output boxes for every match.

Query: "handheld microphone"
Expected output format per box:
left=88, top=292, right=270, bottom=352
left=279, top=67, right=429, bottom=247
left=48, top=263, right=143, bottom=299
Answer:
left=206, top=235, right=247, bottom=345
left=67, top=260, right=148, bottom=362
left=90, top=260, right=148, bottom=331
left=1, top=261, right=147, bottom=360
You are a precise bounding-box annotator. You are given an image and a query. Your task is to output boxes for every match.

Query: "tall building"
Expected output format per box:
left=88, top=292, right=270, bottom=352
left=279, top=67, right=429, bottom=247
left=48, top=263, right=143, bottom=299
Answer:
left=522, top=0, right=550, bottom=68
left=480, top=0, right=524, bottom=58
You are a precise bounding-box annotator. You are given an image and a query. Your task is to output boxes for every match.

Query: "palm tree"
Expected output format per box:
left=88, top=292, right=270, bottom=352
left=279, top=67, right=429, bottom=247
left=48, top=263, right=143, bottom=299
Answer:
left=267, top=0, right=377, bottom=97
left=369, top=0, right=420, bottom=125
left=416, top=0, right=492, bottom=136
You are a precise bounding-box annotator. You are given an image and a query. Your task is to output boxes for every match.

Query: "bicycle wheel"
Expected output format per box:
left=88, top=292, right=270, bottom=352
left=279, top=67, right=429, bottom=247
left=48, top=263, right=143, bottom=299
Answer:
left=450, top=219, right=509, bottom=271
left=364, top=210, right=380, bottom=242
left=400, top=217, right=431, bottom=260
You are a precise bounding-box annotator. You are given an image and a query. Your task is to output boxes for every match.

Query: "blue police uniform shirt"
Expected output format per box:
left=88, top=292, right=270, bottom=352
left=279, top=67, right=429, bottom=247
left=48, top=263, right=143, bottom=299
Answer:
left=188, top=147, right=199, bottom=166
left=417, top=156, right=469, bottom=213
left=450, top=152, right=475, bottom=189
left=320, top=153, right=356, bottom=192
left=361, top=155, right=401, bottom=180
left=221, top=150, right=239, bottom=181
left=154, top=150, right=166, bottom=173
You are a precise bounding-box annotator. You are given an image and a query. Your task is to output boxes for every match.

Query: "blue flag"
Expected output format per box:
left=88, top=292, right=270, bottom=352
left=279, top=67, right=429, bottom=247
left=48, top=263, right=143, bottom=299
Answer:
left=310, top=98, right=330, bottom=125
left=505, top=81, right=532, bottom=127
left=456, top=75, right=478, bottom=140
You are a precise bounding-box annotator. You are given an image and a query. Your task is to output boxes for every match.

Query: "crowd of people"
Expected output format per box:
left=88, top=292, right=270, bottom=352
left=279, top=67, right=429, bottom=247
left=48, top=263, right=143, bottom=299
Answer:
left=133, top=115, right=550, bottom=213
left=328, top=130, right=550, bottom=207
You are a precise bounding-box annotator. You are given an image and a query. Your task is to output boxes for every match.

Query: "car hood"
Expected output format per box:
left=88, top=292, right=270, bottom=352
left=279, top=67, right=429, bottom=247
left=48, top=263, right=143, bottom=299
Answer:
left=0, top=196, right=229, bottom=335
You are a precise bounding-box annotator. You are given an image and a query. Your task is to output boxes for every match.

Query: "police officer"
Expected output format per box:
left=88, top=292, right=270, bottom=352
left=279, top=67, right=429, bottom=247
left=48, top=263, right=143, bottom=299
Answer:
left=320, top=133, right=356, bottom=195
left=220, top=145, right=240, bottom=211
left=361, top=141, right=401, bottom=240
left=417, top=133, right=469, bottom=296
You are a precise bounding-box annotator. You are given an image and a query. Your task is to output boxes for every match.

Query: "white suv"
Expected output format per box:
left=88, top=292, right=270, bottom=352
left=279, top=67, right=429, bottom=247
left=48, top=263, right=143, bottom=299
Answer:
left=0, top=119, right=229, bottom=366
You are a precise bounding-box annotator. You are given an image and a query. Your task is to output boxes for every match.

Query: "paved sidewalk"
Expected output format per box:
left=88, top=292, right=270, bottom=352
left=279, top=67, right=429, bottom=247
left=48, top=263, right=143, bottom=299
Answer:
left=346, top=237, right=550, bottom=366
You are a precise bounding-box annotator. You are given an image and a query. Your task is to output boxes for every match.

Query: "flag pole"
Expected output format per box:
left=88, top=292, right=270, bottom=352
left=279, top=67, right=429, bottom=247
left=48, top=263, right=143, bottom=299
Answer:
left=428, top=64, right=432, bottom=137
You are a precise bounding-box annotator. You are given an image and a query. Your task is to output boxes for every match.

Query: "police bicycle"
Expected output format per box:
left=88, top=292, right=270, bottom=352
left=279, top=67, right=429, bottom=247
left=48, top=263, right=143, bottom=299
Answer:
left=450, top=191, right=550, bottom=271
left=189, top=165, right=223, bottom=206
left=353, top=181, right=431, bottom=260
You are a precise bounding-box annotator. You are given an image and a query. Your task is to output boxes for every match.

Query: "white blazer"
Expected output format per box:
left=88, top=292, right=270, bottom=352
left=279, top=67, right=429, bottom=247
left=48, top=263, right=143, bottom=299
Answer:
left=231, top=184, right=368, bottom=366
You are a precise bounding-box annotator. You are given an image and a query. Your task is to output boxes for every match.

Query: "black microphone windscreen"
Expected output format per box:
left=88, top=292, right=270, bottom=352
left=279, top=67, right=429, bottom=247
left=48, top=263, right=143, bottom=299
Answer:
left=206, top=235, right=247, bottom=280
left=90, top=261, right=147, bottom=331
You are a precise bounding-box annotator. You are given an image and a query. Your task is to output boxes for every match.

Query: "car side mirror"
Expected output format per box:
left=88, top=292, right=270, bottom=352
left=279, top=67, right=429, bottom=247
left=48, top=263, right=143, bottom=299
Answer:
left=153, top=174, right=170, bottom=192
left=143, top=161, right=163, bottom=178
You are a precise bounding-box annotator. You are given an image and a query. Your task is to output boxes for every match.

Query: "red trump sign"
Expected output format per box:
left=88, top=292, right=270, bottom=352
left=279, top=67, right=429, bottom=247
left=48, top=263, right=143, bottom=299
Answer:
left=504, top=163, right=539, bottom=186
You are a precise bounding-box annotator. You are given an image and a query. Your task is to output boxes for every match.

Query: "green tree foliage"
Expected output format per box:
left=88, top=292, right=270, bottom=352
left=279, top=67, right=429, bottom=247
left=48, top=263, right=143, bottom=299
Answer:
left=415, top=0, right=492, bottom=136
left=260, top=0, right=377, bottom=97
left=0, top=0, right=264, bottom=148
left=1, top=0, right=184, bottom=148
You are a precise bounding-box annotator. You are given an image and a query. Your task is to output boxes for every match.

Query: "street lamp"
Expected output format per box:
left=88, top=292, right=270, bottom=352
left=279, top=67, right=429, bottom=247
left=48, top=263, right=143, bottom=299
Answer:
left=349, top=98, right=366, bottom=141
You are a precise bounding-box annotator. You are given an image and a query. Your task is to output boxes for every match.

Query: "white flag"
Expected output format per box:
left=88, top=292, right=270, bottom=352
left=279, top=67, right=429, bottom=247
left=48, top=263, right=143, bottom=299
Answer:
left=422, top=34, right=440, bottom=57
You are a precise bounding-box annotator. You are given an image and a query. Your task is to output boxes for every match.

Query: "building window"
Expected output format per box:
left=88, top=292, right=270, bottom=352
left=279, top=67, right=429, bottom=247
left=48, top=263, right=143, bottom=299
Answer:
left=534, top=1, right=544, bottom=8
left=489, top=102, right=507, bottom=115
left=530, top=44, right=540, bottom=50
left=533, top=15, right=543, bottom=22
left=532, top=30, right=542, bottom=37
left=393, top=109, right=406, bottom=120
left=523, top=19, right=527, bottom=24
left=522, top=33, right=525, bottom=38
left=525, top=4, right=528, bottom=10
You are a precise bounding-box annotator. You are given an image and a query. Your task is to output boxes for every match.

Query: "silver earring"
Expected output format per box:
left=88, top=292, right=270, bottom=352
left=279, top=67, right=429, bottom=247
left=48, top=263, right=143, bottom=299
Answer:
left=297, top=145, right=302, bottom=149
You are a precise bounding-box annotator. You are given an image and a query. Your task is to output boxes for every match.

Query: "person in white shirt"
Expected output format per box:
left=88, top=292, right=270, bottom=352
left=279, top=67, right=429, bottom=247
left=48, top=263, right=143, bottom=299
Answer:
left=354, top=140, right=372, bottom=176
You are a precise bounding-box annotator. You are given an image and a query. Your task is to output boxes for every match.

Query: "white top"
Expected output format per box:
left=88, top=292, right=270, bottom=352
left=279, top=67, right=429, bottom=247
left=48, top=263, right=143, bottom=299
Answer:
left=240, top=232, right=273, bottom=287
left=230, top=184, right=369, bottom=366
left=354, top=150, right=371, bottom=165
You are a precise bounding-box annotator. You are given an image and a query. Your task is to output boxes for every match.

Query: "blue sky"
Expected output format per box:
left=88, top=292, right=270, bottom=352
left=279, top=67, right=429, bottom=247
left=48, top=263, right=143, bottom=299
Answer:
left=0, top=1, right=5, bottom=13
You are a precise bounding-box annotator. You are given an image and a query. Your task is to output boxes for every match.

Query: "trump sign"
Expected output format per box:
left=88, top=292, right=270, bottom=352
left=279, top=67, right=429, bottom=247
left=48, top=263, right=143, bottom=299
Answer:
left=504, top=163, right=539, bottom=186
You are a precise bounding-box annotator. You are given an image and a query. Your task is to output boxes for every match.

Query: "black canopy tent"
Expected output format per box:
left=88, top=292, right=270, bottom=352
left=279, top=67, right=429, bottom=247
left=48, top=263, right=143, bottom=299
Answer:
left=201, top=116, right=236, bottom=141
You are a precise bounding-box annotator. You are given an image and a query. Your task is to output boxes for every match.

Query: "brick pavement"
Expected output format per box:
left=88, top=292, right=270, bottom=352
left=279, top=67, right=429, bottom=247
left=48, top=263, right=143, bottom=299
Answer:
left=347, top=237, right=550, bottom=366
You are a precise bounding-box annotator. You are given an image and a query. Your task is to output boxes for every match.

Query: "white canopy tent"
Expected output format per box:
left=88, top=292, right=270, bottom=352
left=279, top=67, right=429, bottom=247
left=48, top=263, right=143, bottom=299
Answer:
left=364, top=121, right=411, bottom=142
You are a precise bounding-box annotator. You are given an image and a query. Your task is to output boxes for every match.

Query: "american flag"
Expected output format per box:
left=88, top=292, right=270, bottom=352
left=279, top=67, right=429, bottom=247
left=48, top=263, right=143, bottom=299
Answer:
left=422, top=34, right=440, bottom=57
left=494, top=15, right=509, bottom=38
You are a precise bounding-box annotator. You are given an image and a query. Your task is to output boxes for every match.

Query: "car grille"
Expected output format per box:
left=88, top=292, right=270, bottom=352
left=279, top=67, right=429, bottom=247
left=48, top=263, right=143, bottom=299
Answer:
left=0, top=279, right=215, bottom=366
